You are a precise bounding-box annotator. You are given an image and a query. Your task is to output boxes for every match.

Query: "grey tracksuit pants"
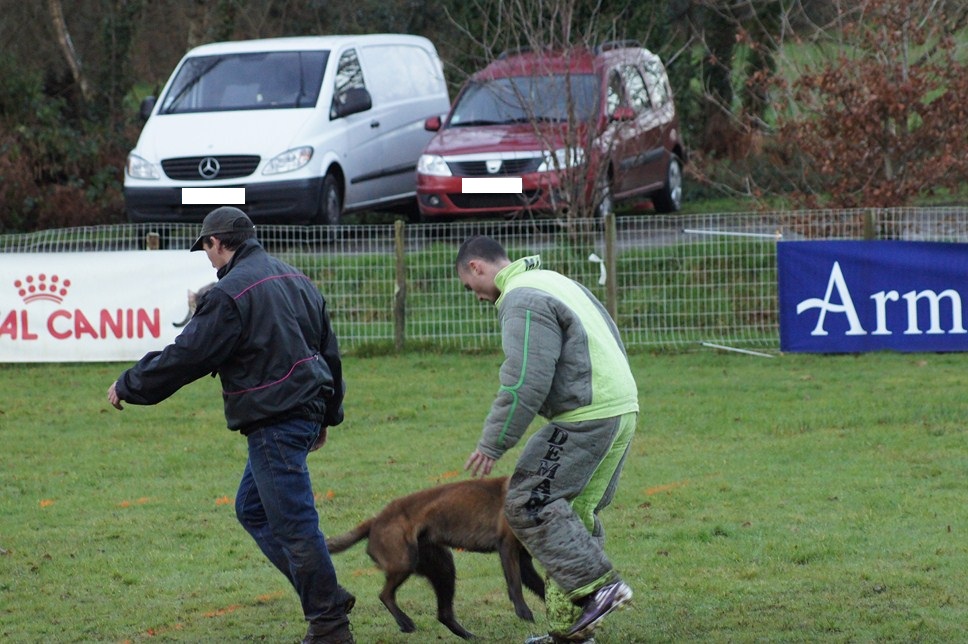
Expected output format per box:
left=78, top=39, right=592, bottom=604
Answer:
left=504, top=412, right=637, bottom=598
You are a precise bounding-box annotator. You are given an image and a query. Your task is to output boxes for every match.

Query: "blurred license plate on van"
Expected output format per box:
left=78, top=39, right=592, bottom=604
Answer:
left=181, top=187, right=246, bottom=205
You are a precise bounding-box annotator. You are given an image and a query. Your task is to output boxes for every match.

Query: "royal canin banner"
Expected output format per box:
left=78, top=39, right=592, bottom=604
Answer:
left=1, top=252, right=215, bottom=362
left=779, top=241, right=968, bottom=353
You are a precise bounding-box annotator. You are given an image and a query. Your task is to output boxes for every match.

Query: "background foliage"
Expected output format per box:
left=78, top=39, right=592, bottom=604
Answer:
left=0, top=0, right=964, bottom=232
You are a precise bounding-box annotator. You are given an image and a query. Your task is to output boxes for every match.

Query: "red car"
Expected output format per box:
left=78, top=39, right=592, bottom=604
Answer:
left=416, top=42, right=686, bottom=221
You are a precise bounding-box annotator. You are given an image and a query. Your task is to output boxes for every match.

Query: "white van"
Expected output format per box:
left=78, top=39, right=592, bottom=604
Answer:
left=124, top=34, right=450, bottom=224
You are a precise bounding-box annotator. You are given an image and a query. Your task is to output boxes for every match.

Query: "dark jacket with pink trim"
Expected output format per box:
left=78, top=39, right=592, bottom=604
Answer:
left=115, top=239, right=344, bottom=432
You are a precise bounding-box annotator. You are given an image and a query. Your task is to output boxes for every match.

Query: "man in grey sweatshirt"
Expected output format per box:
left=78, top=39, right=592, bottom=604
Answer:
left=456, top=235, right=638, bottom=643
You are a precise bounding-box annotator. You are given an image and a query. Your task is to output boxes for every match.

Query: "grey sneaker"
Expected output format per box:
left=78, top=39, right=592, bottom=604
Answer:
left=524, top=634, right=596, bottom=643
left=566, top=579, right=633, bottom=639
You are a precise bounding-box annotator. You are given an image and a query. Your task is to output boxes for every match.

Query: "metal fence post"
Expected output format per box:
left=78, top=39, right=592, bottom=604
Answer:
left=394, top=219, right=407, bottom=352
left=604, top=212, right=618, bottom=322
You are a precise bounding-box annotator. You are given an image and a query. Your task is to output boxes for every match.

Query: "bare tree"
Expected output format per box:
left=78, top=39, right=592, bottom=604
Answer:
left=48, top=0, right=93, bottom=103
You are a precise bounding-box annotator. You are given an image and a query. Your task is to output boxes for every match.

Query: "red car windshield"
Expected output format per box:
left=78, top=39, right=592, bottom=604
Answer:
left=448, top=74, right=599, bottom=126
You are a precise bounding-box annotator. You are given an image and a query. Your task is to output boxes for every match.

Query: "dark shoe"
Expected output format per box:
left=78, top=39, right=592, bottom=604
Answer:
left=566, top=580, right=632, bottom=639
left=302, top=623, right=354, bottom=644
left=302, top=588, right=356, bottom=644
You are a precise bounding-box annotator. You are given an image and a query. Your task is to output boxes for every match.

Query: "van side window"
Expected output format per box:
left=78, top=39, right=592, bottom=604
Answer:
left=331, top=49, right=367, bottom=118
left=361, top=45, right=446, bottom=104
left=621, top=65, right=652, bottom=114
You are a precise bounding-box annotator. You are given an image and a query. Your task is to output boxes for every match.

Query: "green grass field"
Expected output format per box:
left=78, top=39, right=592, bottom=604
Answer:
left=1, top=351, right=965, bottom=642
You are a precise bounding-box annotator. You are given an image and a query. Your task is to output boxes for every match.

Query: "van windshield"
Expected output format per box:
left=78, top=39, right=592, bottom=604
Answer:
left=160, top=50, right=329, bottom=114
left=448, top=74, right=599, bottom=126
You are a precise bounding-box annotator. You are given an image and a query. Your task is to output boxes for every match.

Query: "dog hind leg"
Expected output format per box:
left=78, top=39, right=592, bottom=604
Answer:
left=416, top=541, right=475, bottom=639
left=379, top=569, right=418, bottom=633
left=368, top=525, right=422, bottom=633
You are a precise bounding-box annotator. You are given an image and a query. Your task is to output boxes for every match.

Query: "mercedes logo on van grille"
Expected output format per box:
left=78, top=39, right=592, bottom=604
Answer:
left=198, top=157, right=221, bottom=179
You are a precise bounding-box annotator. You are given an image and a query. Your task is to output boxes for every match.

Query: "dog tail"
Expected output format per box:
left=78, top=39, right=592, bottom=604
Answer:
left=326, top=518, right=373, bottom=554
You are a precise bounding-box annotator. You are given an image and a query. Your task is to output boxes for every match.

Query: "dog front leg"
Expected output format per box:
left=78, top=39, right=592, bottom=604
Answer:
left=498, top=540, right=534, bottom=622
left=520, top=551, right=546, bottom=601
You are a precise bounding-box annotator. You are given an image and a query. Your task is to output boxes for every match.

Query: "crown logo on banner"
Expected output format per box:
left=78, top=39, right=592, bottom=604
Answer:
left=14, top=274, right=72, bottom=304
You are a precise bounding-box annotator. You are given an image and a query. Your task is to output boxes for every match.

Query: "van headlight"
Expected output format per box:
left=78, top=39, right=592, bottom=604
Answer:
left=417, top=154, right=452, bottom=177
left=537, top=148, right=585, bottom=172
left=263, top=147, right=313, bottom=175
left=126, top=154, right=160, bottom=180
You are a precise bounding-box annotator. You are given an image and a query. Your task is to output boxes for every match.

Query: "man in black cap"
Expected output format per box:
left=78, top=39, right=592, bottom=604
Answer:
left=107, top=206, right=355, bottom=643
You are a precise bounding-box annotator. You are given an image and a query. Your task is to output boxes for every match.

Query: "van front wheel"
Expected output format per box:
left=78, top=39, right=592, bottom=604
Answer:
left=316, top=173, right=342, bottom=225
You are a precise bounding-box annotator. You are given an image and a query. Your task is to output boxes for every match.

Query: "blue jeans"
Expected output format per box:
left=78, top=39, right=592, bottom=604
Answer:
left=236, top=418, right=349, bottom=630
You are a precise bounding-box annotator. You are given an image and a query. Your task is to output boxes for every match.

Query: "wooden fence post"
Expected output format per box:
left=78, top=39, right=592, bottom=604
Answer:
left=864, top=209, right=877, bottom=240
left=394, top=219, right=406, bottom=352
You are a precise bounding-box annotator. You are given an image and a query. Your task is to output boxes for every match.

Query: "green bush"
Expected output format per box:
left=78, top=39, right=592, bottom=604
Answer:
left=0, top=54, right=126, bottom=233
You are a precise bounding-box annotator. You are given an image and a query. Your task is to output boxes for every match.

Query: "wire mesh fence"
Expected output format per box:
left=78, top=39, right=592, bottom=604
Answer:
left=2, top=206, right=966, bottom=352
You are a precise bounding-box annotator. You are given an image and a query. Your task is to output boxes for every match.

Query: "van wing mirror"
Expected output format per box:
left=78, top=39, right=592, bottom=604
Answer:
left=332, top=87, right=372, bottom=118
left=139, top=96, right=156, bottom=121
left=424, top=115, right=442, bottom=132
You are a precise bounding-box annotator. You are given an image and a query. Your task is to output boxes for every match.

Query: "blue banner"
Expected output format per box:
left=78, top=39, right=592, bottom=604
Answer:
left=778, top=241, right=968, bottom=353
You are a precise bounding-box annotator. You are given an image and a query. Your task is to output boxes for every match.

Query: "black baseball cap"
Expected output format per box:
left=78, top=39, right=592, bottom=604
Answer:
left=190, top=206, right=256, bottom=252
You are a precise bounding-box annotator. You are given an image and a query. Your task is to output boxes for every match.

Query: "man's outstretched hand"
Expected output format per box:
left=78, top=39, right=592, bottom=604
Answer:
left=464, top=448, right=495, bottom=477
left=107, top=382, right=124, bottom=410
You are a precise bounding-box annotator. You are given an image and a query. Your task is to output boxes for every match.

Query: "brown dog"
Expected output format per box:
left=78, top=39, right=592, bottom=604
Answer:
left=326, top=476, right=545, bottom=639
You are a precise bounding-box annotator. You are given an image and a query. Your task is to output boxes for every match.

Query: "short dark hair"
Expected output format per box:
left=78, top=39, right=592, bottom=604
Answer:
left=455, top=235, right=508, bottom=270
left=212, top=228, right=256, bottom=251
